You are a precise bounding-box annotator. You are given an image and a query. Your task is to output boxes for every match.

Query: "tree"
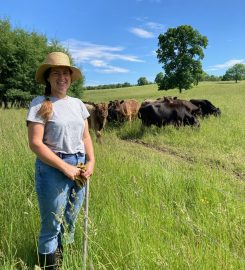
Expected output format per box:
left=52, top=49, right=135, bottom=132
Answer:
left=222, top=64, right=245, bottom=83
left=137, top=77, right=148, bottom=86
left=156, top=25, right=208, bottom=93
left=154, top=72, right=164, bottom=86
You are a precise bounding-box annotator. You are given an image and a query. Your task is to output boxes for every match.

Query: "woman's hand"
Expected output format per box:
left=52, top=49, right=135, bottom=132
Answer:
left=62, top=163, right=82, bottom=180
left=82, top=160, right=94, bottom=180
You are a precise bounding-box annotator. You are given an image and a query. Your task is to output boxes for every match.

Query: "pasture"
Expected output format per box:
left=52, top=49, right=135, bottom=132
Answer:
left=0, top=81, right=244, bottom=269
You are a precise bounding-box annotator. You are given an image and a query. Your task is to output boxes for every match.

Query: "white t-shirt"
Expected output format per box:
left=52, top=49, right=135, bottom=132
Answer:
left=27, top=96, right=90, bottom=154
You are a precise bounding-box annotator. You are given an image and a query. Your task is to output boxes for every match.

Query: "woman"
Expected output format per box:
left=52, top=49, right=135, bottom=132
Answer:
left=27, top=52, right=95, bottom=269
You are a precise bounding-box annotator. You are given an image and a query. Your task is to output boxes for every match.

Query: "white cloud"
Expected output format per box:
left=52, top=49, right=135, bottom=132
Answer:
left=129, top=27, right=154, bottom=38
left=90, top=60, right=129, bottom=73
left=90, top=60, right=107, bottom=67
left=63, top=39, right=143, bottom=63
left=146, top=21, right=164, bottom=31
left=209, top=59, right=245, bottom=70
left=129, top=20, right=165, bottom=39
left=61, top=39, right=143, bottom=74
left=97, top=65, right=129, bottom=74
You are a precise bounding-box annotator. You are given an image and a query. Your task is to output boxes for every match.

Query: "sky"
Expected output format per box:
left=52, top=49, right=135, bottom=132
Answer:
left=1, top=0, right=245, bottom=86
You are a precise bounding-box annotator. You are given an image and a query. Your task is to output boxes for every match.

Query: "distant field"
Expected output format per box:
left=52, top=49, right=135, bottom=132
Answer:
left=0, top=81, right=244, bottom=269
left=83, top=81, right=243, bottom=103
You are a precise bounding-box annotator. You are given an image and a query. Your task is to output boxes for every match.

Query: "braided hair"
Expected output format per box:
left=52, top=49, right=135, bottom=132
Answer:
left=36, top=68, right=53, bottom=122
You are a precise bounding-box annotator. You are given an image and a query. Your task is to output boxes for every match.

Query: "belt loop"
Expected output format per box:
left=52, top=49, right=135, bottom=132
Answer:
left=56, top=152, right=63, bottom=159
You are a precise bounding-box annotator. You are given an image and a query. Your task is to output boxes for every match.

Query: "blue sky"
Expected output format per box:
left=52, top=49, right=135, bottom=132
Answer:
left=1, top=0, right=245, bottom=86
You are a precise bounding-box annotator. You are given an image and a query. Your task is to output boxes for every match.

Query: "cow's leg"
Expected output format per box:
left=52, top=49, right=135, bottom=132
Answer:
left=95, top=130, right=102, bottom=143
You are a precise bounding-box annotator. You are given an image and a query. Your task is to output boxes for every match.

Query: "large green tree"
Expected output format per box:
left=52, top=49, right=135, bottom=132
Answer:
left=154, top=72, right=164, bottom=86
left=0, top=19, right=84, bottom=108
left=156, top=25, right=208, bottom=93
left=137, top=77, right=148, bottom=86
left=222, top=63, right=245, bottom=83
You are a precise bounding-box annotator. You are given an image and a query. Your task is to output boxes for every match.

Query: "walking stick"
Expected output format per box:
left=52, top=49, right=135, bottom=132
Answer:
left=83, top=179, right=90, bottom=269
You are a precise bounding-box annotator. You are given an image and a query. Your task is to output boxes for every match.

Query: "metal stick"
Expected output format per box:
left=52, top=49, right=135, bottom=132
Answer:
left=83, top=179, right=90, bottom=269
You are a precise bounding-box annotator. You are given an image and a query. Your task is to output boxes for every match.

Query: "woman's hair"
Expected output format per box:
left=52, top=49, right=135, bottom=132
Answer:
left=36, top=68, right=53, bottom=122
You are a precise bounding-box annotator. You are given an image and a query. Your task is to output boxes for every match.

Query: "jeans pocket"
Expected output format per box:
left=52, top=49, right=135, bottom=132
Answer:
left=77, top=155, right=86, bottom=165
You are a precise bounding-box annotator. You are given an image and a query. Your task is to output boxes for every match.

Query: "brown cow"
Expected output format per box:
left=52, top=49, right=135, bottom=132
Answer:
left=108, top=99, right=140, bottom=122
left=85, top=102, right=108, bottom=143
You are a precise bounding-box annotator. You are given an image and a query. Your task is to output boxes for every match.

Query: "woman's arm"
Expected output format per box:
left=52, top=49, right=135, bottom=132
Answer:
left=27, top=122, right=81, bottom=180
left=82, top=119, right=95, bottom=179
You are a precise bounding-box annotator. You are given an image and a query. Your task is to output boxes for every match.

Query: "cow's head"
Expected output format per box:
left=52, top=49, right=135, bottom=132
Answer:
left=95, top=103, right=108, bottom=128
left=214, top=108, right=221, bottom=116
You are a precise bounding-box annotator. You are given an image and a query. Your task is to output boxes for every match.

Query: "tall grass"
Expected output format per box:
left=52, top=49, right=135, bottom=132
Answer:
left=0, top=82, right=244, bottom=269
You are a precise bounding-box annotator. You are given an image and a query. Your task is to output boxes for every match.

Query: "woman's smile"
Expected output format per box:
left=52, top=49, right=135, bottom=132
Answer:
left=48, top=67, right=72, bottom=98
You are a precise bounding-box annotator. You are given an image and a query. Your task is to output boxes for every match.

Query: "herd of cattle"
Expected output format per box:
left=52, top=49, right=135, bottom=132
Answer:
left=84, top=96, right=221, bottom=142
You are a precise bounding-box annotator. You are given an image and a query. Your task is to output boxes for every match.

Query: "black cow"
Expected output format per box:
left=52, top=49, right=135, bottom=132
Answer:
left=189, top=99, right=221, bottom=117
left=141, top=96, right=201, bottom=117
left=163, top=97, right=201, bottom=116
left=138, top=102, right=199, bottom=128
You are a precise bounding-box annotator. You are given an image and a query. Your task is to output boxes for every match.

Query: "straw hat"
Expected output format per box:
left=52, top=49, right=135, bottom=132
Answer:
left=35, top=52, right=82, bottom=84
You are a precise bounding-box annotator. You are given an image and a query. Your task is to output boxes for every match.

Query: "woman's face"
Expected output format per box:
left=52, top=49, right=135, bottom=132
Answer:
left=48, top=67, right=72, bottom=98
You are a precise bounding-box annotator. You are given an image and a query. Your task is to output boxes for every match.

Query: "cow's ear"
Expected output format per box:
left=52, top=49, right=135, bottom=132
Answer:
left=173, top=96, right=177, bottom=100
left=120, top=100, right=124, bottom=104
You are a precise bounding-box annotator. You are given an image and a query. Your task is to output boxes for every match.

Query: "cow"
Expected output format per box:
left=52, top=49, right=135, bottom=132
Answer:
left=138, top=102, right=200, bottom=128
left=141, top=96, right=201, bottom=117
left=141, top=96, right=177, bottom=107
left=108, top=99, right=140, bottom=122
left=107, top=100, right=121, bottom=122
left=163, top=97, right=201, bottom=116
left=84, top=102, right=108, bottom=143
left=189, top=99, right=221, bottom=117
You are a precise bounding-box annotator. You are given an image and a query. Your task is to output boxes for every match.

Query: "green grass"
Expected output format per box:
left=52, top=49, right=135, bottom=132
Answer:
left=0, top=82, right=244, bottom=269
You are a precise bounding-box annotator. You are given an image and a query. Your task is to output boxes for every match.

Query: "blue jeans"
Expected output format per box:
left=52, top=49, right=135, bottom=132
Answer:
left=35, top=153, right=86, bottom=254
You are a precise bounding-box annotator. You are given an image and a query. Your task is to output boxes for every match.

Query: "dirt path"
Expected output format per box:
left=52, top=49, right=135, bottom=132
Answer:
left=124, top=138, right=245, bottom=182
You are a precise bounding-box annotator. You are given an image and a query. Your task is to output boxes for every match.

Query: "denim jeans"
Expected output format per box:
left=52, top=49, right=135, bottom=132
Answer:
left=35, top=152, right=86, bottom=254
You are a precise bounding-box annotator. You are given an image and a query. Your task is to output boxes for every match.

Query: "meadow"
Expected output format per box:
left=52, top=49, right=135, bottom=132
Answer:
left=0, top=81, right=244, bottom=269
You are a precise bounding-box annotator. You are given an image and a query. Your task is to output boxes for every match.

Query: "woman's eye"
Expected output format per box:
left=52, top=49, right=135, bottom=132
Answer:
left=51, top=70, right=70, bottom=76
left=51, top=72, right=59, bottom=76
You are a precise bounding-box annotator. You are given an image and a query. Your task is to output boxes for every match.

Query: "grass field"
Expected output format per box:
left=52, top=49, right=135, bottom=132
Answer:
left=0, top=82, right=244, bottom=269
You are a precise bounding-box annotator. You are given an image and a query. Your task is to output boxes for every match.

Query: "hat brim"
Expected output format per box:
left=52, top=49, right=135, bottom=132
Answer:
left=35, top=64, right=82, bottom=85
